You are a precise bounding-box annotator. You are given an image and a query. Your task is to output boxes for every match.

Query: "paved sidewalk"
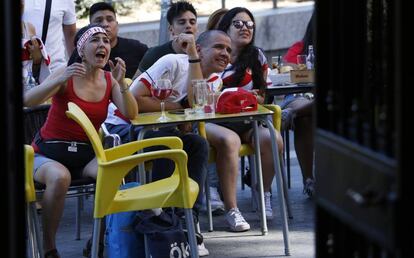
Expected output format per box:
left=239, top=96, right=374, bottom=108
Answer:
left=47, top=140, right=315, bottom=258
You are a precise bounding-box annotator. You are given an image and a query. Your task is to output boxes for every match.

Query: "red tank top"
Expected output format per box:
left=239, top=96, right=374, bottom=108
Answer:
left=39, top=71, right=112, bottom=142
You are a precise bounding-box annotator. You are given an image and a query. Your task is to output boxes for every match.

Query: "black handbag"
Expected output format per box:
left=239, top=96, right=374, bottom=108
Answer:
left=134, top=209, right=190, bottom=258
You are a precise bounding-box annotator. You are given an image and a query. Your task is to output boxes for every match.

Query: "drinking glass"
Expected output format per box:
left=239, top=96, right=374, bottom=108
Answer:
left=152, top=79, right=173, bottom=122
left=296, top=55, right=307, bottom=70
left=204, top=89, right=216, bottom=115
left=192, top=79, right=208, bottom=114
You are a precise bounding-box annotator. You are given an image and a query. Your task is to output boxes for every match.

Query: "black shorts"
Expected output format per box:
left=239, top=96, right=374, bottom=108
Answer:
left=34, top=132, right=94, bottom=173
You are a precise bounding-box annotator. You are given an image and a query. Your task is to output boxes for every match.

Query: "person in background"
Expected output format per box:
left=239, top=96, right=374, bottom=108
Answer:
left=21, top=0, right=50, bottom=84
left=206, top=7, right=284, bottom=231
left=206, top=8, right=228, bottom=30
left=89, top=2, right=148, bottom=79
left=133, top=0, right=198, bottom=78
left=203, top=7, right=229, bottom=215
left=24, top=24, right=138, bottom=258
left=23, top=0, right=76, bottom=73
left=104, top=0, right=197, bottom=142
left=106, top=30, right=232, bottom=257
left=281, top=11, right=315, bottom=198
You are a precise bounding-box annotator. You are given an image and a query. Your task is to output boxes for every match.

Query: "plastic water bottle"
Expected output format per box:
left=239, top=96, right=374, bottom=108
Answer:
left=306, top=45, right=315, bottom=69
left=24, top=71, right=37, bottom=92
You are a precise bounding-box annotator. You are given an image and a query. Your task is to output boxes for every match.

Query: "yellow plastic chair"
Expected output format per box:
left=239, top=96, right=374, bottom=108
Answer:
left=124, top=77, right=133, bottom=86
left=199, top=104, right=291, bottom=231
left=25, top=145, right=43, bottom=258
left=65, top=102, right=200, bottom=258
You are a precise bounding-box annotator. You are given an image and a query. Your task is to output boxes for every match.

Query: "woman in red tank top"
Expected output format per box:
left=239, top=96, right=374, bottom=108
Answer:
left=23, top=24, right=137, bottom=258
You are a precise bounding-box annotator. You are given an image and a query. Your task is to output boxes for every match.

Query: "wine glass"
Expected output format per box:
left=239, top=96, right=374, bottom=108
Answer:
left=152, top=79, right=173, bottom=122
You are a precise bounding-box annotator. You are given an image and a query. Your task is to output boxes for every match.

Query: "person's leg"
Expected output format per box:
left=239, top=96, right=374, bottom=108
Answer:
left=206, top=123, right=251, bottom=232
left=293, top=115, right=314, bottom=182
left=104, top=123, right=143, bottom=144
left=241, top=127, right=283, bottom=193
left=205, top=123, right=241, bottom=211
left=180, top=133, right=209, bottom=214
left=241, top=126, right=283, bottom=219
left=283, top=98, right=315, bottom=197
left=284, top=98, right=314, bottom=182
left=81, top=158, right=105, bottom=257
left=208, top=164, right=220, bottom=189
left=143, top=129, right=176, bottom=181
left=82, top=158, right=98, bottom=179
left=143, top=128, right=209, bottom=211
left=34, top=160, right=71, bottom=254
left=206, top=163, right=225, bottom=214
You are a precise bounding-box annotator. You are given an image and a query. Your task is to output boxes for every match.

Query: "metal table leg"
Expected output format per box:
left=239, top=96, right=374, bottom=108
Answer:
left=252, top=121, right=268, bottom=235
left=262, top=119, right=291, bottom=256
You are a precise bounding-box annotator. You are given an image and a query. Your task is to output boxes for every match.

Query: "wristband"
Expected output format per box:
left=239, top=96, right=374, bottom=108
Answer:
left=188, top=58, right=201, bottom=63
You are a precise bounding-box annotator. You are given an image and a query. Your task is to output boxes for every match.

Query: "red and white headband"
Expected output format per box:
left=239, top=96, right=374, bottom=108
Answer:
left=77, top=27, right=107, bottom=57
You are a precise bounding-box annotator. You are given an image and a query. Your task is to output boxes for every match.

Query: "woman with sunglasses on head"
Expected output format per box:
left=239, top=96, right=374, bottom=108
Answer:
left=203, top=7, right=284, bottom=232
left=24, top=24, right=137, bottom=258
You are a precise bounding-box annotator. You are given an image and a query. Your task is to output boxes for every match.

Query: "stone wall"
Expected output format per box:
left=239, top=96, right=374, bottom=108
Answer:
left=118, top=4, right=314, bottom=58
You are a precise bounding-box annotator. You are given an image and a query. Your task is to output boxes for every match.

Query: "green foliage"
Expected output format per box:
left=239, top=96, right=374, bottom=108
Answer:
left=75, top=0, right=142, bottom=19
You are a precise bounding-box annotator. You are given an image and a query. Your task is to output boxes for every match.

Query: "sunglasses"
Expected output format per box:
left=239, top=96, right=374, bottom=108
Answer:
left=232, top=20, right=255, bottom=30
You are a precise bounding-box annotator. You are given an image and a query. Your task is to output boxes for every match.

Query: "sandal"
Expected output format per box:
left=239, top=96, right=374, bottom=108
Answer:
left=44, top=249, right=60, bottom=258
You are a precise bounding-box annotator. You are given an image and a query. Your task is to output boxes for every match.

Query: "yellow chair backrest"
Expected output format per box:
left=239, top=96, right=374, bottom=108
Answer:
left=25, top=145, right=36, bottom=203
left=124, top=78, right=133, bottom=86
left=66, top=102, right=107, bottom=162
left=65, top=102, right=198, bottom=218
left=263, top=104, right=282, bottom=132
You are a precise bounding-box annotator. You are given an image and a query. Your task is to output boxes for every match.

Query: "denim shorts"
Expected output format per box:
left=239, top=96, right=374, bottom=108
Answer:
left=280, top=94, right=308, bottom=109
left=33, top=153, right=54, bottom=176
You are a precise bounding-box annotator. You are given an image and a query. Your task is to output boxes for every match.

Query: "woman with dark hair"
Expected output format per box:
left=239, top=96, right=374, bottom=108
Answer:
left=24, top=24, right=137, bottom=258
left=203, top=7, right=284, bottom=232
left=218, top=7, right=270, bottom=93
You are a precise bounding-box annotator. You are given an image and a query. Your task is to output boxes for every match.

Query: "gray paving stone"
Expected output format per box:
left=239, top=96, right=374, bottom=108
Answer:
left=42, top=142, right=315, bottom=258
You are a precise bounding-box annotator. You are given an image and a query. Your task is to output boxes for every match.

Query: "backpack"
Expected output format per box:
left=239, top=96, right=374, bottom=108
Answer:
left=105, top=182, right=145, bottom=258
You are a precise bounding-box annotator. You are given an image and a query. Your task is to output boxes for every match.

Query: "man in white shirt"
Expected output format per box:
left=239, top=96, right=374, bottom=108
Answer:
left=23, top=0, right=77, bottom=72
left=105, top=30, right=231, bottom=256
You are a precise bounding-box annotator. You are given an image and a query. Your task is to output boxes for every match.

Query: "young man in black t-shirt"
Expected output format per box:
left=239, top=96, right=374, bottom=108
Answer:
left=89, top=2, right=148, bottom=79
left=134, top=1, right=198, bottom=78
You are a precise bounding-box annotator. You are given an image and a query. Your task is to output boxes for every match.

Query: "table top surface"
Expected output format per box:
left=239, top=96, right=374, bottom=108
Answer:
left=130, top=105, right=273, bottom=126
left=265, top=83, right=315, bottom=102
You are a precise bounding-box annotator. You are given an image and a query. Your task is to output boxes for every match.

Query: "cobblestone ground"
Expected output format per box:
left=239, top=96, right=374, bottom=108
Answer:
left=41, top=132, right=315, bottom=258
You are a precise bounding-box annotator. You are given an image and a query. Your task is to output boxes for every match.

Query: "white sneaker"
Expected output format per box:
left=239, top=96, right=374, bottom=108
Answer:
left=198, top=242, right=210, bottom=256
left=209, top=187, right=225, bottom=215
left=225, top=208, right=250, bottom=232
left=264, top=192, right=273, bottom=220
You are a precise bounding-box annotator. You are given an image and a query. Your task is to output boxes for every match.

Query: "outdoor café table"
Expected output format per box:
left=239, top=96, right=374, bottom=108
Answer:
left=264, top=83, right=315, bottom=104
left=130, top=105, right=291, bottom=255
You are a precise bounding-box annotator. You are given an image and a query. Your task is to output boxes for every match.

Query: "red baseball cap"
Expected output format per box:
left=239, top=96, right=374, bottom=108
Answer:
left=216, top=87, right=258, bottom=114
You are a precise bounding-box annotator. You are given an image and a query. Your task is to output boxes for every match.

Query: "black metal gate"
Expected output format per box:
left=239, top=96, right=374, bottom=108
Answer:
left=315, top=0, right=411, bottom=257
left=1, top=0, right=25, bottom=257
